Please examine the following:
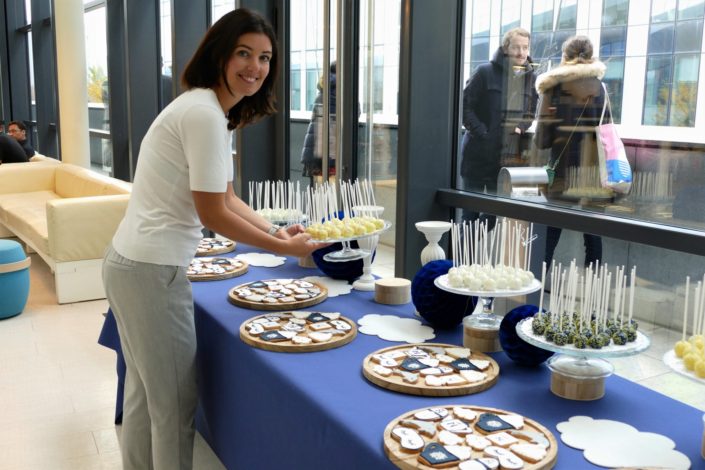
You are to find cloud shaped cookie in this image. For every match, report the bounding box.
[357,314,435,343]
[557,415,690,469]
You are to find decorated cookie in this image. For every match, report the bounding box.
[475,414,515,434]
[419,443,460,467]
[229,279,327,311]
[239,312,356,352]
[384,405,557,470]
[391,427,424,452]
[195,237,235,256]
[362,343,499,397]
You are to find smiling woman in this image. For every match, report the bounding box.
[101,8,323,470]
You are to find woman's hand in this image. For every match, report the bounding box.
[275,224,306,240]
[283,232,329,257]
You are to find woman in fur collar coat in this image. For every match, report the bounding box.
[535,35,607,268]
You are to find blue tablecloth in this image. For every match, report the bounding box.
[99,246,704,469]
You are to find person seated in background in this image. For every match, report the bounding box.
[0,133,29,164]
[7,121,35,158]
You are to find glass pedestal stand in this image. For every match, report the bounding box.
[516,318,651,401]
[352,206,385,291]
[321,221,392,263]
[434,275,542,353]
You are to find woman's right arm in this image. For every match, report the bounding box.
[192,190,319,258]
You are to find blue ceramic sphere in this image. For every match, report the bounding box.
[411,260,475,329]
[499,305,554,366]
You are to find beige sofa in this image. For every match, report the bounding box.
[0,161,131,303]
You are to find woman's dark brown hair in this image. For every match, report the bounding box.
[182,8,278,129]
[561,35,594,65]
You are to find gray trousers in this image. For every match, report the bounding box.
[103,245,197,470]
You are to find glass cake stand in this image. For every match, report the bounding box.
[516,317,651,400]
[434,275,542,329]
[320,221,392,262]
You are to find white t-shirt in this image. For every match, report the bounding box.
[112,88,234,266]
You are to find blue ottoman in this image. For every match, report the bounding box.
[0,240,31,319]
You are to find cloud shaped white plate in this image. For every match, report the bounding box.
[557,415,690,469]
[357,314,435,343]
[301,276,353,297]
[235,252,286,267]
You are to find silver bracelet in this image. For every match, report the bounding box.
[267,225,280,236]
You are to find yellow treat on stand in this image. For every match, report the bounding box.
[695,360,705,378]
[683,353,699,371]
[674,340,691,358]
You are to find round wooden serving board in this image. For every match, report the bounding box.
[362,343,499,396]
[384,405,558,470]
[228,278,328,311]
[186,257,248,282]
[239,311,357,352]
[195,237,236,256]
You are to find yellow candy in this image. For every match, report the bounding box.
[372,218,385,229]
[674,340,691,358]
[692,337,705,351]
[683,353,699,371]
[695,360,705,378]
[328,227,341,239]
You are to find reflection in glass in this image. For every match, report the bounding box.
[602,0,630,26]
[556,0,578,29]
[600,26,627,57]
[212,0,236,24]
[647,22,675,54]
[651,0,677,22]
[472,0,492,35]
[604,59,625,123]
[643,56,672,125]
[675,19,704,52]
[532,0,554,32]
[670,54,699,126]
[678,0,705,20]
[159,0,173,109]
[501,0,522,34]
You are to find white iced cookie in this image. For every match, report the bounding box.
[418,357,440,367]
[499,414,524,430]
[291,335,312,345]
[509,443,547,463]
[459,458,499,470]
[486,431,519,448]
[459,370,487,382]
[321,312,341,320]
[309,322,332,331]
[453,407,478,422]
[435,354,455,364]
[445,445,473,461]
[438,430,464,446]
[308,332,332,343]
[446,347,471,359]
[372,365,393,376]
[440,418,473,435]
[469,358,491,371]
[424,375,447,387]
[391,426,424,452]
[444,375,468,385]
[399,419,436,437]
[483,446,524,469]
[413,408,448,421]
[466,434,491,450]
[399,371,419,384]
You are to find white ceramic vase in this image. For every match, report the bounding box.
[415,221,452,266]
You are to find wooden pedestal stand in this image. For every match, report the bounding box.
[550,371,605,401]
[463,323,502,353]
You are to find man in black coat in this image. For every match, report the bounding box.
[0,134,29,164]
[7,121,35,158]
[461,27,538,229]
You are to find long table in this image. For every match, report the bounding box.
[99,246,704,469]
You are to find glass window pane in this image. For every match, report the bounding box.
[556,0,577,29]
[551,30,574,59]
[159,0,173,109]
[604,59,625,123]
[530,31,553,60]
[211,0,236,24]
[669,53,700,126]
[473,0,492,35]
[602,0,630,26]
[678,0,705,20]
[532,0,554,32]
[600,26,627,56]
[501,0,521,35]
[470,36,490,63]
[643,56,672,125]
[675,18,704,52]
[651,0,677,22]
[647,22,675,54]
